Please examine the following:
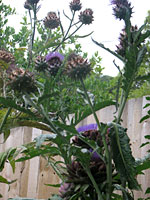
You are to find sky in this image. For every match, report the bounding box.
[3,0,150,76]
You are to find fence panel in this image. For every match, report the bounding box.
[0,97,150,199]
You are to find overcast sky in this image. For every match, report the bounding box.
[3,0,150,76]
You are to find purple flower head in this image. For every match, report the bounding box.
[59,183,70,193]
[45,52,64,62]
[89,148,101,162]
[77,123,97,133]
[59,182,73,197]
[110,0,133,20]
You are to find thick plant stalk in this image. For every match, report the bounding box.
[28,4,37,66]
[117,66,137,123]
[85,167,104,200]
[80,77,112,200]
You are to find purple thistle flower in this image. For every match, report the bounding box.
[59,182,73,197]
[77,123,97,133]
[110,0,133,20]
[45,52,64,62]
[89,148,101,162]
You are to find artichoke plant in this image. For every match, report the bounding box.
[0,0,150,200]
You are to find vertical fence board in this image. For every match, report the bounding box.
[26,128,42,198]
[19,127,33,197]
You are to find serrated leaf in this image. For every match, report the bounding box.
[136,46,147,68]
[133,22,147,43]
[109,124,140,190]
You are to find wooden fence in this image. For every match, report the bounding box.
[0,96,150,199]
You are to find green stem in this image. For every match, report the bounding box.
[58,11,64,36]
[28,4,37,67]
[53,12,83,52]
[101,126,112,200]
[31,5,37,48]
[29,9,32,30]
[107,148,112,200]
[80,77,100,129]
[64,11,75,39]
[65,23,83,40]
[117,91,127,123]
[86,167,104,200]
[117,66,136,123]
[80,77,112,199]
[53,11,75,52]
[2,72,6,98]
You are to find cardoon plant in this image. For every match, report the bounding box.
[0,0,150,200]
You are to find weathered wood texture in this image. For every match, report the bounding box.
[0,97,150,199]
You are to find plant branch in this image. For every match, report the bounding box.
[58,11,64,36]
[65,23,83,41]
[71,21,81,27]
[113,60,122,76]
[53,12,83,52]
